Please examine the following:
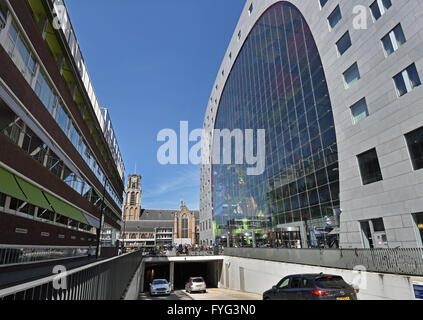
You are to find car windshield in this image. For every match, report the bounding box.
[315,276,349,289]
[152,280,168,285]
[192,278,204,283]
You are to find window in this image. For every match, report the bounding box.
[277,278,290,289]
[55,104,70,134]
[406,126,423,171]
[350,98,369,124]
[413,213,423,246]
[336,31,352,56]
[69,123,80,149]
[35,71,56,115]
[4,23,36,83]
[393,63,421,97]
[319,0,329,9]
[370,0,392,21]
[327,5,342,30]
[181,215,188,238]
[130,192,136,205]
[382,24,406,56]
[343,62,360,88]
[357,149,383,185]
[372,218,385,232]
[248,3,253,15]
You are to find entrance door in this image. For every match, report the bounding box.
[360,221,374,248]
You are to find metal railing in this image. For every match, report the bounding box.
[142,248,223,257]
[0,250,143,300]
[0,245,90,267]
[224,247,423,276]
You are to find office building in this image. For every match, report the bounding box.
[200,0,423,249]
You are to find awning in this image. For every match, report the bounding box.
[83,212,100,229]
[44,192,88,225]
[0,166,26,201]
[15,176,52,210]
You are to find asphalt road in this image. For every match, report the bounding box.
[139,289,261,301]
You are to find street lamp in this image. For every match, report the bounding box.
[95,176,108,260]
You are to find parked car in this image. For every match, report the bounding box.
[185,277,207,293]
[149,279,172,296]
[263,274,358,300]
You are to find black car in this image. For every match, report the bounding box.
[263,274,358,300]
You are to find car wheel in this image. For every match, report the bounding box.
[264,296,271,301]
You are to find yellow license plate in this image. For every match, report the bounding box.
[196,285,202,287]
[337,297,350,300]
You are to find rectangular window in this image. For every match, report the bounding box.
[350,98,369,124]
[372,218,385,232]
[35,71,56,115]
[393,63,421,97]
[328,5,342,30]
[370,0,392,21]
[343,62,360,88]
[319,0,329,9]
[4,23,36,84]
[405,126,423,171]
[336,31,352,56]
[357,149,383,185]
[54,104,70,134]
[381,24,406,56]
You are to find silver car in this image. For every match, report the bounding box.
[149,279,172,296]
[185,277,207,293]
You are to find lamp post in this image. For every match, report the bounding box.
[95,177,108,260]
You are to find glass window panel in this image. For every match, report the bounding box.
[381,33,395,56]
[406,63,421,89]
[393,72,408,96]
[336,31,352,56]
[370,1,382,20]
[351,98,369,124]
[343,63,360,88]
[328,6,342,29]
[393,24,406,47]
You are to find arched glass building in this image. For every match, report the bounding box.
[212,2,338,248]
[201,0,423,249]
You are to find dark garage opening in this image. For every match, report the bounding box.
[174,262,219,290]
[144,263,170,292]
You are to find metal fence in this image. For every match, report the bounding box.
[0,250,143,300]
[0,245,90,267]
[224,247,423,276]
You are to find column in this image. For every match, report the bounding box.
[169,262,175,291]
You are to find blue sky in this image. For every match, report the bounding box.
[66,1,245,210]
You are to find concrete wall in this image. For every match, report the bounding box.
[220,256,423,300]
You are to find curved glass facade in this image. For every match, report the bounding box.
[212,2,339,248]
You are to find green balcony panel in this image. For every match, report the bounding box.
[44,192,88,225]
[15,176,52,210]
[0,166,26,201]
